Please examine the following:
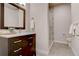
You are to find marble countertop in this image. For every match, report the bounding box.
[0,32,35,38]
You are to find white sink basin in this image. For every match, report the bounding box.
[0,30,16,35]
[0,33,16,35]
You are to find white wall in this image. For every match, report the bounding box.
[71,3,79,22]
[70,3,79,55]
[53,4,71,44]
[30,3,49,55]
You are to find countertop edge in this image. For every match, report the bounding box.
[0,32,36,39]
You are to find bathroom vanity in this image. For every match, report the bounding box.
[0,32,36,56]
[0,3,36,56]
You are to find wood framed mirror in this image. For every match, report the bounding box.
[0,3,25,29]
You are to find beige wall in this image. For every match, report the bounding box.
[30,3,49,55]
[53,4,71,43]
[25,3,30,31]
[71,3,79,55]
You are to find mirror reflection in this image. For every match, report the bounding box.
[4,3,25,29]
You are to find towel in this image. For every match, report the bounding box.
[69,20,79,35]
[75,23,79,35]
[69,24,76,35]
[30,19,35,31]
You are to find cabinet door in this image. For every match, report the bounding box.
[20,35,34,56]
[20,34,36,56]
[21,46,33,56]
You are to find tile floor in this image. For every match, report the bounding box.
[49,42,74,56]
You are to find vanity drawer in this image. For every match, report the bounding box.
[8,37,23,48]
[27,35,34,43]
[18,36,33,47]
[8,48,22,56]
[8,37,22,44]
[19,35,33,47]
[8,37,28,46]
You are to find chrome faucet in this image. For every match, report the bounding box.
[8,27,15,33]
[73,23,79,36]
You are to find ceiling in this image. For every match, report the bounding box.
[49,3,69,8]
[49,3,63,8]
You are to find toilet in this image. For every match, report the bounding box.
[66,37,72,46]
[65,34,73,46]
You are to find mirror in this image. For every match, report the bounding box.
[1,3,25,29]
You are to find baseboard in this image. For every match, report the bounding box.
[36,48,49,56]
[70,45,78,56]
[36,41,53,56]
[49,41,54,50]
[54,40,67,44]
[54,40,77,55]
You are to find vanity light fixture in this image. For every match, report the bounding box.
[19,3,26,6]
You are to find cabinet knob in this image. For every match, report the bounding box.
[14,48,22,52]
[28,37,33,39]
[29,43,32,46]
[14,40,22,43]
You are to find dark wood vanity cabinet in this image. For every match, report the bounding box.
[8,34,36,56]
